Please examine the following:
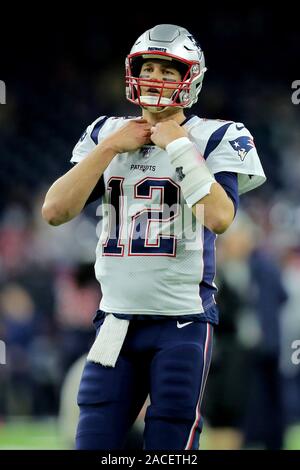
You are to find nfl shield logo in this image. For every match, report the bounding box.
[140,146,154,159]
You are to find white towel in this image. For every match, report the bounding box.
[87,313,130,367]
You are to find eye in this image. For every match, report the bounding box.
[141,65,152,73]
[162,69,178,82]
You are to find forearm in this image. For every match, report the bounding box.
[42,142,116,225]
[165,136,234,234]
[192,182,235,234]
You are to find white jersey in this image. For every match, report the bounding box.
[71,115,266,317]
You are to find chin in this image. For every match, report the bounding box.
[144,105,166,114]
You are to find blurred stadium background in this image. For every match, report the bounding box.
[0,6,300,449]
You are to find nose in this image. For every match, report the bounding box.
[147,66,163,82]
[150,71,160,81]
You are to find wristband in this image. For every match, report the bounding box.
[166,137,216,208]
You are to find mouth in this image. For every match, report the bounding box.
[146,87,161,95]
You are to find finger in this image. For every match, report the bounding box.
[139,123,151,130]
[133,118,149,124]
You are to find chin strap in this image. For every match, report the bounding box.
[139,95,173,113]
[139,95,172,106]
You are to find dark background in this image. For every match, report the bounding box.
[0,5,299,202]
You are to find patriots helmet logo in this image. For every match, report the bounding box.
[229,136,255,161]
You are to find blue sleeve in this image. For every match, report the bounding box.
[84,175,105,206]
[214,171,239,215]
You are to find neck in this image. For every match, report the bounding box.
[141,107,186,125]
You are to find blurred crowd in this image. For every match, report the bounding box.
[0,9,300,449]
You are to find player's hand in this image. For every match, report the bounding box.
[150,120,188,149]
[104,119,152,154]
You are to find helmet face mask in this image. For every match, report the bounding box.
[125,24,207,112]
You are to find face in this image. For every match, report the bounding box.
[139,59,182,102]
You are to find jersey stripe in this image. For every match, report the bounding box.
[185,322,213,449]
[91,116,109,144]
[203,122,233,160]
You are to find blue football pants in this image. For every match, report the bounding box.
[76,316,213,450]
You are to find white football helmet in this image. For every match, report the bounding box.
[125,24,206,112]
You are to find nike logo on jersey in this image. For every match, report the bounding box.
[236,124,245,131]
[176,321,193,329]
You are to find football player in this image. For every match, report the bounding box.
[42,24,266,450]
